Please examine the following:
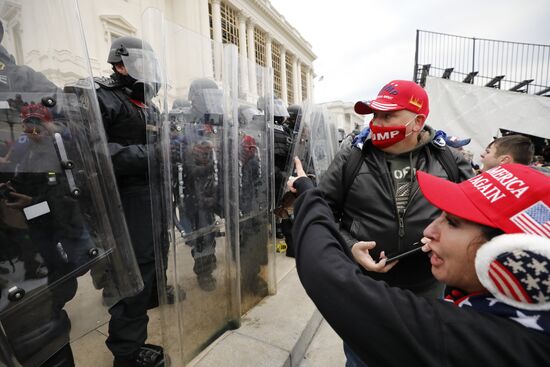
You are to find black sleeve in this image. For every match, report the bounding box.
[96,89,152,177]
[95,88,118,132]
[107,142,151,177]
[450,147,475,181]
[317,145,359,249]
[291,178,550,366]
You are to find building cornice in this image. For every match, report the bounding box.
[230,0,316,63]
[99,15,137,41]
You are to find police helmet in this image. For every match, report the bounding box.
[107,36,152,64]
[288,104,302,119]
[188,78,223,116]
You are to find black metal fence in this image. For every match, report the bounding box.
[413,30,550,96]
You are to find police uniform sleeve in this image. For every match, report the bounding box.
[95,88,151,177]
[107,142,150,177]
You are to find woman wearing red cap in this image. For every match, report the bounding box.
[289,157,550,366]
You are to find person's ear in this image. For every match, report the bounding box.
[499,155,513,164]
[412,114,426,132]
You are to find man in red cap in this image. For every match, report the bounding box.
[318,80,473,365]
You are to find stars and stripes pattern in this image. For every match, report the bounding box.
[445,288,550,335]
[510,201,550,238]
[488,250,549,305]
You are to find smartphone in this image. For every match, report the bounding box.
[385,242,423,263]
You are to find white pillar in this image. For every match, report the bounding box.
[247,19,257,96]
[280,46,287,104]
[211,0,222,81]
[264,34,272,97]
[288,54,296,104]
[238,11,249,96]
[307,69,314,103]
[265,34,272,72]
[296,59,302,102]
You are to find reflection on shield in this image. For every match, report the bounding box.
[0,2,142,365]
[142,7,276,364]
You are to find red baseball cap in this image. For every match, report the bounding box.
[417,164,550,238]
[354,80,429,117]
[20,103,53,123]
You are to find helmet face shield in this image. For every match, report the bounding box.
[239,107,263,125]
[191,89,224,115]
[273,99,289,118]
[121,48,162,83]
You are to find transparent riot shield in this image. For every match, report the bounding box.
[308,105,338,182]
[327,115,340,156]
[236,62,275,314]
[143,8,240,365]
[274,102,306,206]
[0,1,142,365]
[289,104,337,184]
[287,102,314,178]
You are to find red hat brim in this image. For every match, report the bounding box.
[354,100,405,115]
[417,171,496,228]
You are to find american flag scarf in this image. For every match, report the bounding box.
[444,288,550,335]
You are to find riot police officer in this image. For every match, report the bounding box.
[268,99,297,256]
[95,36,165,367]
[237,105,268,297]
[179,78,224,291]
[286,104,302,133]
[0,20,81,366]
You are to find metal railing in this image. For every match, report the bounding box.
[413,30,550,96]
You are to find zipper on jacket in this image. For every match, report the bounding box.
[399,185,421,238]
[398,215,405,237]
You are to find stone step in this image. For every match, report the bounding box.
[188,262,323,367]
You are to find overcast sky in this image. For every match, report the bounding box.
[270,0,550,104]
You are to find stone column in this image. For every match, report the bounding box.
[264,34,272,97]
[280,46,287,104]
[295,59,302,102]
[247,19,257,96]
[307,69,314,103]
[265,34,272,72]
[288,54,296,104]
[211,0,222,80]
[238,11,249,96]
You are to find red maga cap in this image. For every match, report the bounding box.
[417,164,550,238]
[20,103,53,123]
[354,80,429,117]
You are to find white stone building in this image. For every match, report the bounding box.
[0,0,316,106]
[321,100,364,137]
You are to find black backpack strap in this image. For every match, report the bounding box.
[342,146,364,205]
[430,145,460,183]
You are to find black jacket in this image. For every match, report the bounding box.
[318,126,473,290]
[95,77,154,190]
[293,177,550,367]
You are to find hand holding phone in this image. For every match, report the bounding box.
[385,242,423,263]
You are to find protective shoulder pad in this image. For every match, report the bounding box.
[94,76,120,89]
[63,78,95,93]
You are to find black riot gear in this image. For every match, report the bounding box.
[273,98,289,124]
[107,36,152,64]
[107,36,160,102]
[189,79,222,114]
[97,37,167,366]
[287,104,302,130]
